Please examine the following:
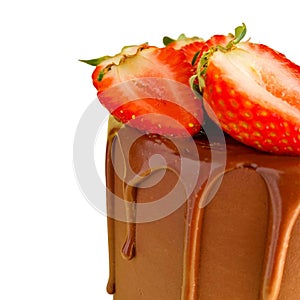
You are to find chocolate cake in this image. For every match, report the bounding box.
[105,118,300,300]
[80,23,300,300]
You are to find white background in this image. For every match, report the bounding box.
[1,1,300,299]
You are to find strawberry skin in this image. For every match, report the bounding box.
[90,44,203,136]
[164,34,205,65]
[205,34,232,49]
[202,42,300,155]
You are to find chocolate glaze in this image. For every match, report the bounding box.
[105,118,300,300]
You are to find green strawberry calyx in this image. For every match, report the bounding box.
[190,23,247,93]
[163,33,188,46]
[79,55,113,66]
[162,33,203,46]
[80,44,149,82]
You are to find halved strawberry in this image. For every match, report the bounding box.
[196,24,300,155]
[205,34,233,49]
[164,34,205,65]
[83,44,203,136]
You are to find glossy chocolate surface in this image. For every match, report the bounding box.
[105,118,300,300]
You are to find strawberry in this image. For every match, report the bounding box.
[195,23,300,155]
[205,34,232,49]
[82,44,203,136]
[163,34,205,64]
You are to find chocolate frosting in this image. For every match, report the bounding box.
[105,118,300,300]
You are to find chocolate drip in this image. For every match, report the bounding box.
[106,131,117,294]
[257,167,283,300]
[121,229,136,260]
[120,166,183,260]
[257,168,300,300]
[181,193,205,300]
[121,184,136,260]
[181,171,229,300]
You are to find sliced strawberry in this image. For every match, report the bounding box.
[180,41,206,65]
[164,34,205,64]
[197,24,300,155]
[163,34,204,49]
[205,34,232,49]
[86,44,203,136]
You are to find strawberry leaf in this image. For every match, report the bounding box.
[233,23,247,44]
[163,33,199,46]
[225,23,247,50]
[79,55,113,66]
[163,34,187,46]
[189,74,198,91]
[163,36,175,46]
[191,50,201,66]
[97,70,106,82]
